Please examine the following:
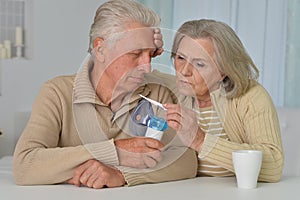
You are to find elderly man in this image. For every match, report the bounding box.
[13,0,197,189]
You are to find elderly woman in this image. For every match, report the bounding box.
[159,19,283,182]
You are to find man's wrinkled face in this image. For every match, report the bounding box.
[97,23,157,94]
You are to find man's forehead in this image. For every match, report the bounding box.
[109,27,155,52]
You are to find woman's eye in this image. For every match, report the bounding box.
[176,55,185,60]
[195,62,205,68]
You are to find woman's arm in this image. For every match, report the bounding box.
[200,85,284,182]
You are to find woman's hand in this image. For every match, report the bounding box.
[164,103,205,151]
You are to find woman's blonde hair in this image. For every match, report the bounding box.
[88,0,160,53]
[171,19,259,99]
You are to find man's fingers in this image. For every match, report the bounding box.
[85,169,104,188]
[115,138,164,168]
[79,160,100,185]
[72,160,95,186]
[86,175,97,188]
[144,138,164,150]
[153,28,162,39]
[92,179,106,189]
[153,48,164,57]
[143,154,158,168]
[66,178,80,187]
[79,170,94,186]
[147,149,163,163]
[153,27,164,57]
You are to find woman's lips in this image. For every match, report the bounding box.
[178,79,192,86]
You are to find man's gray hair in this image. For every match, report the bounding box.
[88,0,160,53]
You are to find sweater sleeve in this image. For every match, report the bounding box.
[13,80,118,185]
[199,85,284,182]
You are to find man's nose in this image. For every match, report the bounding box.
[138,53,152,73]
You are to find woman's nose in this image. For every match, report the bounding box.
[179,61,192,76]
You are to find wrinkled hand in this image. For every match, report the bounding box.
[164,103,205,151]
[67,159,125,189]
[115,137,164,168]
[153,28,164,57]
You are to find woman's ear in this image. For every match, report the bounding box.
[93,37,105,62]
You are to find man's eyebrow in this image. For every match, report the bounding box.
[129,49,143,52]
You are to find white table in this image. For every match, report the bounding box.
[1,156,299,200]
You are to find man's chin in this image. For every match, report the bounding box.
[178,87,194,97]
[121,82,143,93]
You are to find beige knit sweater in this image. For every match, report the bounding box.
[13,66,197,186]
[152,70,284,182]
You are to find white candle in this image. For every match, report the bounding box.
[15,26,23,46]
[4,40,11,59]
[0,44,7,59]
[0,44,3,59]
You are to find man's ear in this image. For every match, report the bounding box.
[221,74,226,80]
[93,37,105,62]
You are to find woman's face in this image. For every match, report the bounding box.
[173,37,223,100]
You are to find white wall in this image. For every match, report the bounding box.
[0,0,105,156]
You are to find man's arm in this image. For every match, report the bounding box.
[12,80,119,185]
[116,129,198,186]
[69,136,197,188]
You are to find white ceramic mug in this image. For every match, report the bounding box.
[232,150,263,189]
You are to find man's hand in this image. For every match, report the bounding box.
[115,137,164,168]
[153,28,164,57]
[67,160,125,189]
